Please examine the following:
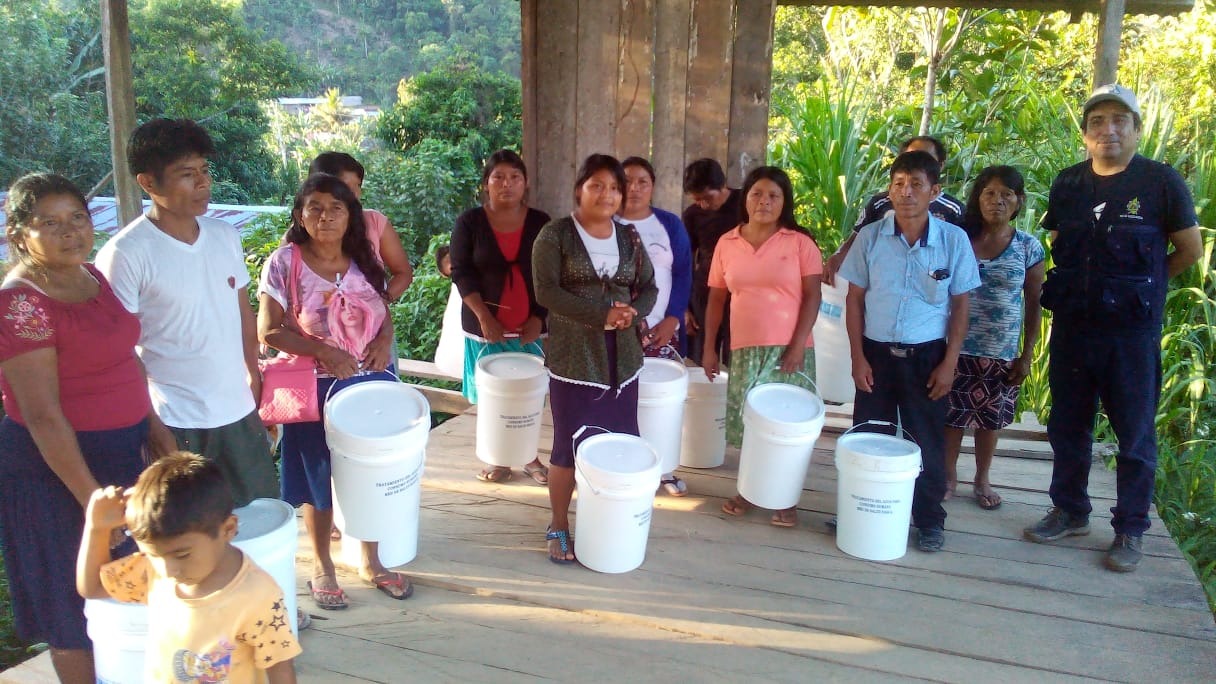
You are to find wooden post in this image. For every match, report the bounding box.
[1092,0,1126,89]
[101,0,142,226]
[726,0,777,187]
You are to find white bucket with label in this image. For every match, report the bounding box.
[637,357,689,475]
[233,498,299,634]
[738,382,825,509]
[573,432,662,574]
[86,598,147,684]
[333,499,415,568]
[475,351,548,467]
[834,422,922,561]
[813,276,854,404]
[680,370,728,468]
[327,377,429,564]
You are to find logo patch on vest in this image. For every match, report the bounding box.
[1123,197,1142,220]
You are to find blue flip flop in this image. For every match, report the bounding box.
[545,528,575,564]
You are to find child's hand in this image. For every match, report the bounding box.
[85,486,129,532]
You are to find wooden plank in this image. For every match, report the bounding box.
[651,0,693,211]
[614,0,655,159]
[101,0,141,226]
[396,358,461,382]
[520,0,539,186]
[725,0,776,186]
[574,0,621,165]
[409,384,470,415]
[532,0,580,217]
[683,0,735,167]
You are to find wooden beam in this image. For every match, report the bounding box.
[614,0,656,160]
[725,0,776,187]
[651,0,692,211]
[684,0,735,170]
[776,0,1192,15]
[529,0,579,217]
[101,0,141,226]
[520,0,539,193]
[1092,0,1127,89]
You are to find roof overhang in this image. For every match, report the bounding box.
[777,1,1194,16]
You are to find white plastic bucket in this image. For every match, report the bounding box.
[813,276,854,403]
[637,357,689,475]
[86,598,147,684]
[475,352,548,467]
[834,425,922,561]
[573,433,662,574]
[738,382,826,509]
[434,283,464,377]
[233,498,299,635]
[326,379,429,564]
[333,498,415,568]
[680,370,728,468]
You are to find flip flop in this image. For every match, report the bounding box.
[367,571,413,600]
[476,466,513,483]
[546,528,576,564]
[770,508,798,528]
[976,490,1003,510]
[523,462,550,485]
[296,608,312,631]
[660,476,688,497]
[307,578,348,610]
[721,495,751,516]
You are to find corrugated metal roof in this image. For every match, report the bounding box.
[0,195,287,260]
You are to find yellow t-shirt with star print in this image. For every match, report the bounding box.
[101,551,301,683]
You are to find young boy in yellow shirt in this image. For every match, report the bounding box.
[77,453,300,683]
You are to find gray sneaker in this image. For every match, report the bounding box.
[1023,507,1090,543]
[1104,534,1143,573]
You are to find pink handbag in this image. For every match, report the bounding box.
[257,246,319,425]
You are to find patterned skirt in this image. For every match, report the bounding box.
[945,354,1019,430]
[725,345,817,448]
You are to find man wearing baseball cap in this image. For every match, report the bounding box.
[1024,84,1202,572]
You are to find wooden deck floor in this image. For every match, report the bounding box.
[5,406,1214,683]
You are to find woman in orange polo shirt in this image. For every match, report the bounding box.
[701,166,822,528]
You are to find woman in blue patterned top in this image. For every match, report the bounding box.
[944,166,1045,510]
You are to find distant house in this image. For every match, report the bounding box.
[0,195,287,260]
[275,96,381,120]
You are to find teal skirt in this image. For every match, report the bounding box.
[725,345,817,448]
[462,336,545,403]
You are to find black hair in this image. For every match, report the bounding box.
[901,135,947,165]
[127,118,216,180]
[621,156,656,183]
[285,173,388,296]
[890,150,941,185]
[683,158,727,194]
[4,173,90,264]
[126,453,234,541]
[481,149,528,186]
[572,153,626,206]
[309,151,365,182]
[739,165,809,236]
[961,165,1027,238]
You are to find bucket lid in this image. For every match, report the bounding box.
[234,498,292,541]
[326,382,429,440]
[476,352,545,380]
[640,357,687,384]
[577,433,659,475]
[836,433,921,471]
[744,383,823,425]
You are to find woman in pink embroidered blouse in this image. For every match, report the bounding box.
[0,174,158,682]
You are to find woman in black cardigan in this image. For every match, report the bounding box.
[450,149,552,484]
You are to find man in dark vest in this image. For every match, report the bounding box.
[1025,85,1202,572]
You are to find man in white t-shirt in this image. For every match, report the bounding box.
[95,119,277,507]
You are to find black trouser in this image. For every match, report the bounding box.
[1047,325,1161,536]
[853,337,948,531]
[687,282,730,367]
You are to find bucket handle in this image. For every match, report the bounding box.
[841,419,921,447]
[323,367,402,407]
[744,368,820,399]
[474,335,546,363]
[571,425,613,496]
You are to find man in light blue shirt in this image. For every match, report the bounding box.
[838,150,981,552]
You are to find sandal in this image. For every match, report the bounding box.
[330,524,342,541]
[770,507,798,528]
[476,466,513,483]
[546,528,576,564]
[523,461,550,485]
[307,576,348,610]
[975,488,1003,510]
[296,608,312,631]
[660,475,687,497]
[365,571,413,600]
[721,494,752,516]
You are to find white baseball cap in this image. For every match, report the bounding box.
[1083,84,1141,118]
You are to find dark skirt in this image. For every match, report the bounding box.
[0,417,147,649]
[946,354,1019,430]
[548,332,640,468]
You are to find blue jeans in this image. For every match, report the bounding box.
[853,338,948,531]
[1047,326,1160,536]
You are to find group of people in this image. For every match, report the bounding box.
[0,83,1203,682]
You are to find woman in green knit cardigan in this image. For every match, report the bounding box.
[532,154,658,564]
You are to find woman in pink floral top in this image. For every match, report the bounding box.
[0,174,155,682]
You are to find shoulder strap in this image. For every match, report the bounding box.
[288,244,303,318]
